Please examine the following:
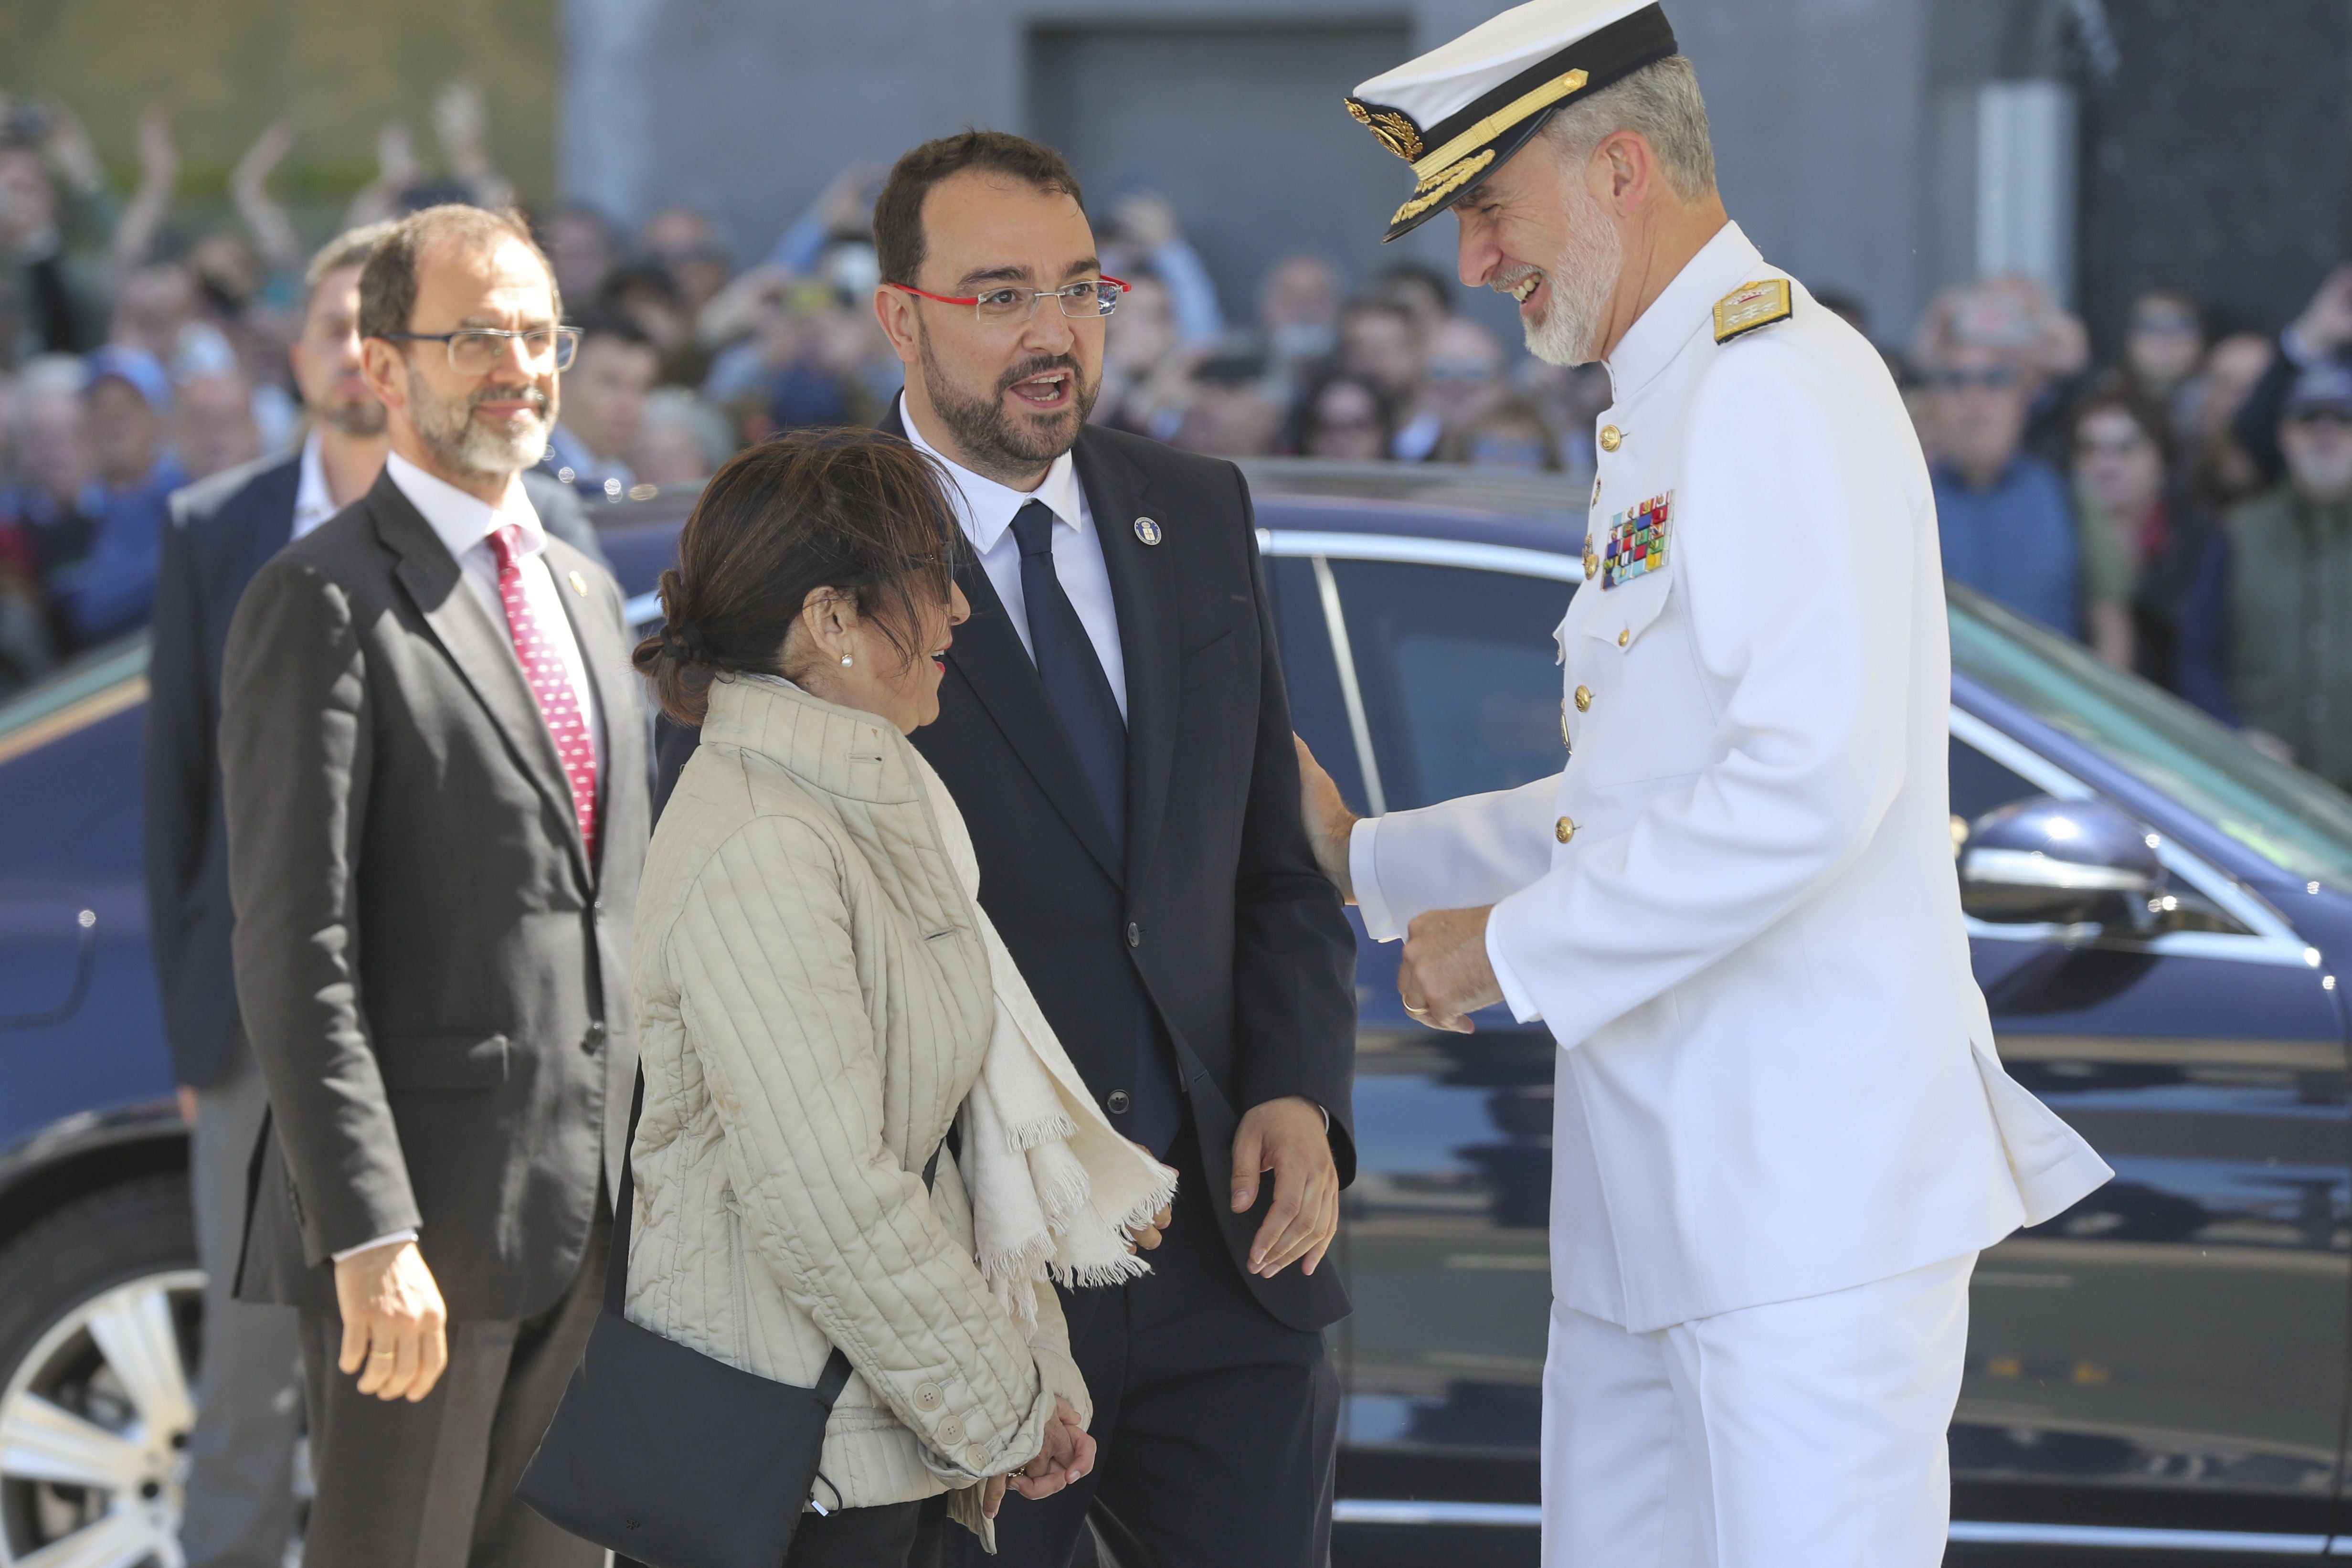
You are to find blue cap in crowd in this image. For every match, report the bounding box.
[2285,361,2352,421]
[83,344,174,415]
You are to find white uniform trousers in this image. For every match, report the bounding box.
[1542,1251,1976,1568]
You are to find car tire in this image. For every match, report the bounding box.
[0,1173,204,1567]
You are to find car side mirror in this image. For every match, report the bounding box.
[1958,795,2163,930]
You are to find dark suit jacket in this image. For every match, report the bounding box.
[655,415,1357,1332]
[144,453,609,1091]
[221,468,645,1321]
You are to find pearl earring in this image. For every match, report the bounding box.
[840,654,854,667]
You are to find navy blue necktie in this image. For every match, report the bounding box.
[1009,501,1182,1154]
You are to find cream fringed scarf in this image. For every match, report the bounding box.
[918,758,1181,1326]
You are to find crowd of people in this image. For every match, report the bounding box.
[4,84,2352,786]
[1904,265,2352,788]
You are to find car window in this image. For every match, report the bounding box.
[1949,585,2352,888]
[1325,559,1570,813]
[1950,737,2040,826]
[1264,556,1370,816]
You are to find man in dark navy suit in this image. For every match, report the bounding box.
[142,220,610,1568]
[657,131,1357,1567]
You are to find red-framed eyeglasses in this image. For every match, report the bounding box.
[889,277,1128,324]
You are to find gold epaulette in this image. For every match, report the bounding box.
[1712,278,1793,344]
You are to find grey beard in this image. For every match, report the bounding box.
[405,365,551,478]
[1523,190,1625,369]
[916,321,1097,485]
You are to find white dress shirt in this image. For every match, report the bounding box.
[332,453,608,1265]
[290,430,337,540]
[900,394,1127,718]
[384,450,604,781]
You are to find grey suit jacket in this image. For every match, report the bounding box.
[220,467,646,1321]
[144,454,610,1093]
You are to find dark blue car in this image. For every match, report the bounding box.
[3,461,2350,1565]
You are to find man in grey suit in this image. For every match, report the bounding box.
[146,221,393,1568]
[147,220,616,1568]
[219,202,645,1568]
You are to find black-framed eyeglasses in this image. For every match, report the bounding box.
[378,326,582,374]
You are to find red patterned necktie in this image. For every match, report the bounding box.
[489,524,598,859]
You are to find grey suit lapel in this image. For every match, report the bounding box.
[366,472,592,887]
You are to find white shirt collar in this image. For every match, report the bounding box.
[898,393,1086,551]
[384,449,547,565]
[291,430,336,539]
[1605,219,1767,399]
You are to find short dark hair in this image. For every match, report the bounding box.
[873,130,1084,288]
[306,221,397,297]
[358,204,561,343]
[572,307,654,350]
[634,428,964,724]
[599,261,682,310]
[2069,377,2175,470]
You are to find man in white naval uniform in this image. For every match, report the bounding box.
[1302,2,2116,1563]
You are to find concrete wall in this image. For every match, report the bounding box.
[559,0,1951,343]
[558,0,2352,353]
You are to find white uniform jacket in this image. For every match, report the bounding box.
[1350,222,2111,1334]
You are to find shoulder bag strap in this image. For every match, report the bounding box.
[601,1070,646,1319]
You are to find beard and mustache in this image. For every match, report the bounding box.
[916,322,1099,484]
[1510,179,1626,370]
[404,365,554,477]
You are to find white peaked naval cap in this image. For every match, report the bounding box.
[1347,0,1680,241]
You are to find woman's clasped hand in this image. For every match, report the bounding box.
[982,1396,1096,1519]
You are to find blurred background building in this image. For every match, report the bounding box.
[4,0,2352,741]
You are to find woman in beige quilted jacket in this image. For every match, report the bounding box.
[625,432,1127,1566]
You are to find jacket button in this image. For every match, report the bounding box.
[1599,424,1623,453]
[937,1416,964,1444]
[1574,685,1592,712]
[914,1382,942,1410]
[966,1443,990,1470]
[1582,548,1599,578]
[1555,816,1576,844]
[1126,922,1141,948]
[1617,628,1631,648]
[1107,1091,1132,1114]
[581,1020,607,1053]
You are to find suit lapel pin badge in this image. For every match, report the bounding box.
[567,570,589,598]
[1133,516,1163,546]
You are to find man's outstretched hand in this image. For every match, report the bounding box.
[1398,906,1503,1033]
[1293,736,1358,902]
[1231,1096,1338,1278]
[333,1238,448,1402]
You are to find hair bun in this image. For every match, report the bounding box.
[660,622,710,665]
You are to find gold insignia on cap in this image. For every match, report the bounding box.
[1409,68,1588,182]
[1391,149,1496,226]
[1713,278,1793,344]
[1346,99,1424,163]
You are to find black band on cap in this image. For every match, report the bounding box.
[1415,4,1677,170]
[1365,2,1683,241]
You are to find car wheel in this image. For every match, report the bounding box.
[0,1174,202,1568]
